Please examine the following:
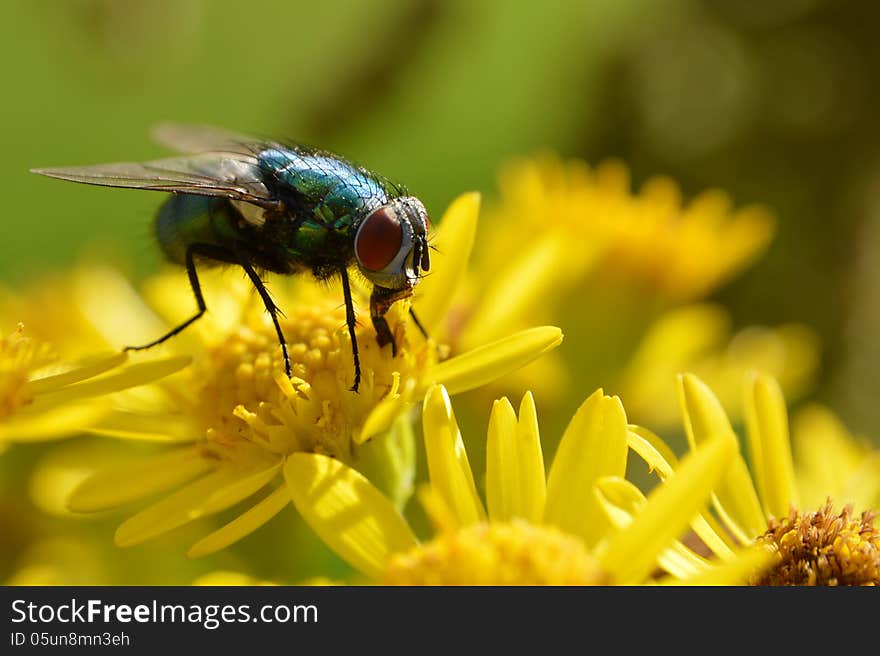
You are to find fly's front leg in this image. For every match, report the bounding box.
[370,285,414,357]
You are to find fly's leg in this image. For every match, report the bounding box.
[340,267,361,392]
[125,242,293,380]
[124,243,230,353]
[370,285,414,358]
[237,254,292,378]
[408,307,429,340]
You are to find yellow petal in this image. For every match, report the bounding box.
[793,405,859,496]
[86,411,197,442]
[73,264,171,347]
[0,402,109,442]
[626,425,679,477]
[792,405,880,511]
[28,356,192,412]
[597,434,737,584]
[460,234,572,347]
[544,390,628,547]
[626,426,736,558]
[743,373,797,519]
[284,452,417,579]
[594,476,710,579]
[515,392,546,522]
[28,351,128,395]
[594,476,640,528]
[423,326,563,396]
[201,461,282,510]
[188,486,290,558]
[667,545,774,586]
[767,323,820,400]
[141,267,258,342]
[356,377,415,445]
[678,373,765,540]
[486,392,547,524]
[69,446,212,512]
[421,385,485,525]
[114,462,280,546]
[416,484,461,534]
[486,397,518,521]
[616,305,730,425]
[354,413,417,511]
[659,545,713,581]
[413,192,480,331]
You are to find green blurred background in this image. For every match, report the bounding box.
[3,0,880,582]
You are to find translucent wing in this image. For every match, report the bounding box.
[150,123,267,156]
[31,152,277,206]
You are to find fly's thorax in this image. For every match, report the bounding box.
[354,196,430,290]
[256,147,388,218]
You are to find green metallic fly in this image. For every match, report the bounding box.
[32,124,432,392]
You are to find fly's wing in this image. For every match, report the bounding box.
[150,123,268,156]
[31,153,278,208]
[150,123,409,203]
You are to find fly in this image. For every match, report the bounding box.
[32,124,432,392]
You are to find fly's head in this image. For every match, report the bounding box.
[354,196,430,292]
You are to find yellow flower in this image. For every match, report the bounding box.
[0,269,132,359]
[283,384,770,585]
[0,323,189,444]
[431,155,814,452]
[617,304,819,429]
[64,193,564,557]
[460,154,775,349]
[627,372,880,585]
[791,404,880,513]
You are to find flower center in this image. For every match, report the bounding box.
[753,500,880,586]
[187,296,434,467]
[382,520,607,585]
[0,325,55,419]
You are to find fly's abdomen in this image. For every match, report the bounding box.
[155,194,233,265]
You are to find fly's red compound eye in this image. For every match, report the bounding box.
[355,207,403,272]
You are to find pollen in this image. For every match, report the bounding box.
[753,500,880,586]
[189,295,434,467]
[382,520,607,585]
[0,324,55,419]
